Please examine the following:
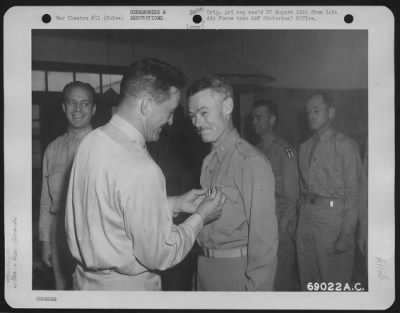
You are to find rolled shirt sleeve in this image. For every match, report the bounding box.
[120,161,203,271]
[241,156,278,291]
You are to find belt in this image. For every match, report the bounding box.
[201,246,247,258]
[303,194,344,208]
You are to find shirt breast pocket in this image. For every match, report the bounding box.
[216,185,246,235]
[221,185,240,204]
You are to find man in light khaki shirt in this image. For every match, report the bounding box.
[188,76,278,291]
[39,81,96,289]
[297,92,361,290]
[65,59,225,290]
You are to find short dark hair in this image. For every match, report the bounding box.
[308,92,336,108]
[62,81,96,104]
[187,75,233,99]
[120,58,186,103]
[252,99,279,120]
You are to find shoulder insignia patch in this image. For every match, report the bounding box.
[285,146,296,159]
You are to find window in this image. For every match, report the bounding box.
[102,74,122,94]
[76,72,101,93]
[32,70,46,91]
[32,104,41,169]
[32,104,40,119]
[48,71,74,92]
[32,63,126,171]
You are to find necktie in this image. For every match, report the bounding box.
[308,134,320,167]
[206,149,219,183]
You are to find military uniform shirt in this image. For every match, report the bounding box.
[198,128,278,291]
[39,127,92,242]
[299,127,361,233]
[256,133,299,224]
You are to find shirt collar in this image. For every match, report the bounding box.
[67,126,92,141]
[314,126,335,142]
[213,128,239,161]
[109,114,146,148]
[261,132,276,149]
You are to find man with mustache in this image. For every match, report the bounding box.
[65,59,225,290]
[39,81,96,289]
[296,92,361,290]
[188,75,278,291]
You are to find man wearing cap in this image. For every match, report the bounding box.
[188,75,278,291]
[296,92,361,290]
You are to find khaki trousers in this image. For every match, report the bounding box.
[197,255,247,291]
[50,210,75,290]
[274,230,297,291]
[296,201,354,290]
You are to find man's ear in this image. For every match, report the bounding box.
[222,97,234,116]
[140,96,151,116]
[328,106,336,119]
[91,104,97,116]
[62,102,66,114]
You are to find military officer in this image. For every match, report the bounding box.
[251,99,299,291]
[188,75,278,291]
[297,92,361,290]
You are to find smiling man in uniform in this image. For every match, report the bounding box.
[188,75,278,291]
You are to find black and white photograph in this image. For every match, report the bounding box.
[4,6,395,310]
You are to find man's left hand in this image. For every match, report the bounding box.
[332,233,353,254]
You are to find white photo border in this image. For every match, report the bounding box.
[4,5,395,309]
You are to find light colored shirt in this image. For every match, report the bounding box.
[198,128,278,291]
[256,133,299,224]
[65,114,203,290]
[39,128,92,242]
[299,127,362,233]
